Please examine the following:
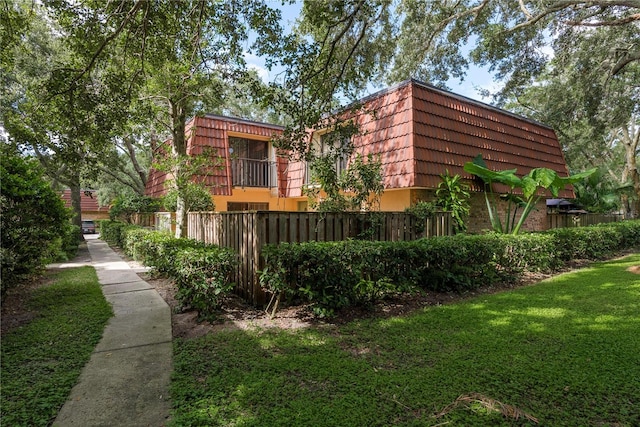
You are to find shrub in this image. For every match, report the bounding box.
[547,224,628,261]
[121,227,155,261]
[132,232,206,276]
[104,224,236,318]
[109,194,162,222]
[173,247,237,319]
[1,147,71,297]
[260,220,640,316]
[99,220,138,247]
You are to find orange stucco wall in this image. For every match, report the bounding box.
[211,187,299,212]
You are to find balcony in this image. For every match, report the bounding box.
[231,158,277,188]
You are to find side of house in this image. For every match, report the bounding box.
[284,79,572,232]
[145,115,298,212]
[145,80,573,232]
[60,189,110,221]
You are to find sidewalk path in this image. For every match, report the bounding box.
[53,237,172,426]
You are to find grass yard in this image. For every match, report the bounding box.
[0,267,113,426]
[171,254,640,426]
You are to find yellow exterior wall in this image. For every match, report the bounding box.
[211,187,299,212]
[378,188,413,211]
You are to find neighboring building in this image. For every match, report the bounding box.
[60,189,110,220]
[145,79,573,232]
[145,114,296,212]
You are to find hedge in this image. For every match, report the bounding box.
[100,221,236,318]
[260,220,640,316]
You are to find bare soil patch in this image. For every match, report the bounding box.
[627,265,640,274]
[1,274,53,337]
[137,265,558,339]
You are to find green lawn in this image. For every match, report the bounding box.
[0,267,113,427]
[171,254,640,426]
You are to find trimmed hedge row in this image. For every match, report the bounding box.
[99,221,236,318]
[260,220,640,316]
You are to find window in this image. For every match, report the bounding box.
[229,137,267,160]
[228,137,274,187]
[227,202,269,211]
[305,132,350,185]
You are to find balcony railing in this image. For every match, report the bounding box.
[231,158,277,188]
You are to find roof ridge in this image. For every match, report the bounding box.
[200,113,285,130]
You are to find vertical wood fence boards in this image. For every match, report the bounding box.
[188,211,453,306]
[129,213,155,228]
[547,213,622,229]
[155,212,176,234]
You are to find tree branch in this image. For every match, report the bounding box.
[611,49,640,76]
[123,136,148,186]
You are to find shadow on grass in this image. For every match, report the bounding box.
[171,254,640,427]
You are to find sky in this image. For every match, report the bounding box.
[245,1,502,104]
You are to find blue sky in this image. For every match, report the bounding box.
[246,1,501,103]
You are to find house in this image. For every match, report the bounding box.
[60,189,110,220]
[145,114,296,212]
[145,79,572,232]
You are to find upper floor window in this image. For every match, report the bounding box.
[306,132,350,184]
[228,137,275,188]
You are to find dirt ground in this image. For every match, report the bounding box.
[132,258,565,339]
[2,250,638,340]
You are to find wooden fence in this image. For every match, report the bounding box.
[129,213,156,228]
[187,211,453,306]
[547,213,623,229]
[155,212,176,234]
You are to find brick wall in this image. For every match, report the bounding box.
[467,193,546,233]
[412,189,547,233]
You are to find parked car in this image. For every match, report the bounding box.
[81,220,96,234]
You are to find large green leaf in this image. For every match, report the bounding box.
[520,175,538,199]
[529,168,557,189]
[463,161,520,187]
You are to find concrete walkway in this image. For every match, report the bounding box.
[53,236,172,427]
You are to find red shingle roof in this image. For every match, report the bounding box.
[286,79,572,198]
[145,115,285,197]
[60,189,108,211]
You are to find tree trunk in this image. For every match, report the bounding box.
[170,98,188,238]
[69,177,83,242]
[620,124,640,218]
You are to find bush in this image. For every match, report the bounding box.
[173,247,236,319]
[99,220,138,247]
[260,221,640,316]
[49,223,82,262]
[105,223,236,318]
[1,147,72,297]
[109,194,162,222]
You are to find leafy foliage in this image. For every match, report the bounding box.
[0,267,112,426]
[102,221,236,318]
[173,247,236,320]
[464,154,596,234]
[261,220,640,316]
[306,152,384,212]
[109,194,162,222]
[404,201,438,234]
[435,171,470,233]
[152,150,219,215]
[0,146,74,297]
[173,254,640,426]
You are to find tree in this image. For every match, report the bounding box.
[388,1,639,101]
[1,4,130,229]
[505,46,639,216]
[263,0,394,211]
[43,0,284,237]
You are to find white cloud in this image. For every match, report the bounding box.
[244,51,275,84]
